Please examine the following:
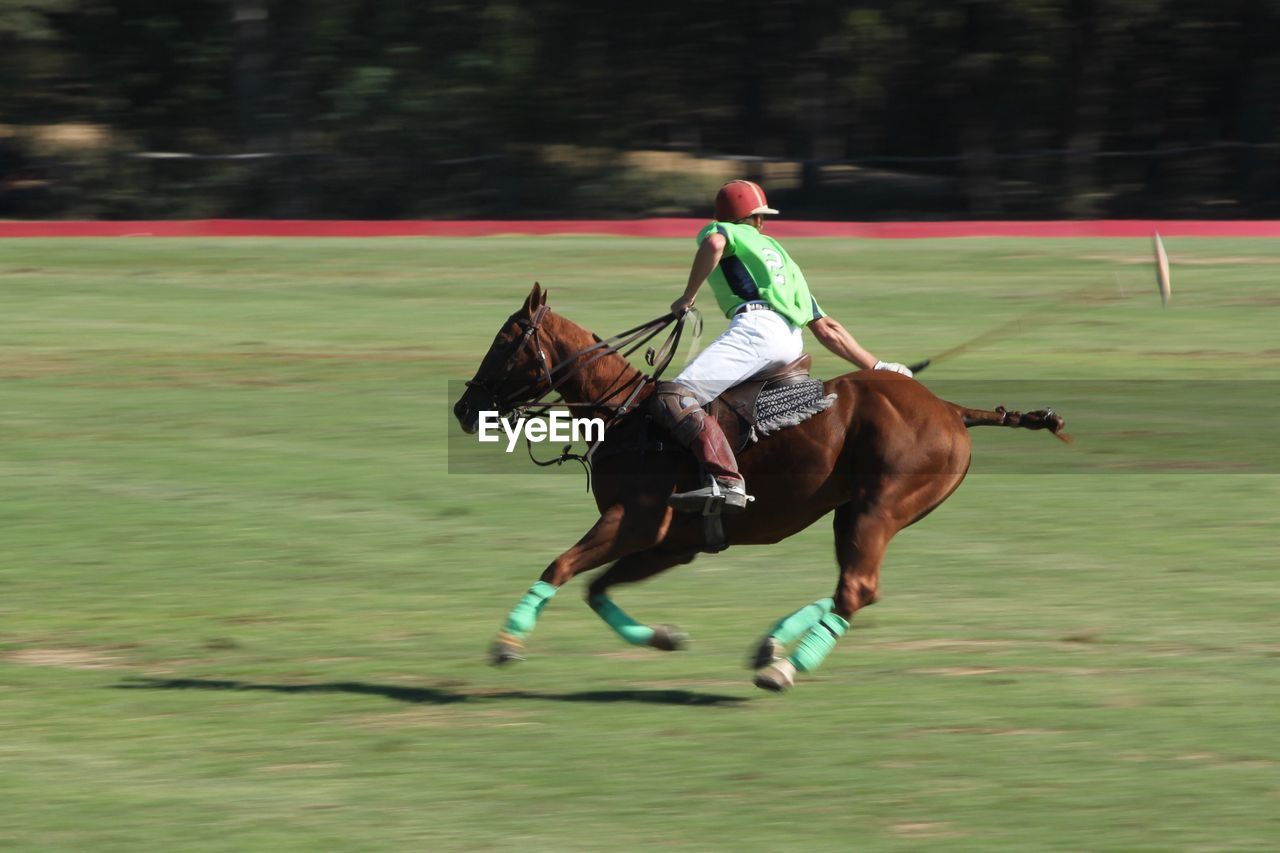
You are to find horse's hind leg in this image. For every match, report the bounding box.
[755,502,891,691]
[491,505,655,664]
[585,547,699,651]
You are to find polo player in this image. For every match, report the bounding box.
[652,179,915,513]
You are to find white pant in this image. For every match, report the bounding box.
[673,305,805,405]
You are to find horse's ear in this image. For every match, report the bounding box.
[522,282,543,316]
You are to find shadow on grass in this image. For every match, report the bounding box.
[112,677,751,707]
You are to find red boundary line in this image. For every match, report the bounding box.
[2,219,1279,238]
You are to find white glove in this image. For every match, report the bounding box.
[873,360,914,378]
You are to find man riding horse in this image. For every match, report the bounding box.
[454,183,1067,691]
[655,180,915,514]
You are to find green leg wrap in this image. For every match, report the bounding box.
[587,594,655,647]
[767,598,834,645]
[503,580,558,639]
[789,612,850,673]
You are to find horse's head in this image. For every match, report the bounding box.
[453,282,555,434]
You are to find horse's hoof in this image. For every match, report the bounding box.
[648,625,689,652]
[748,636,785,670]
[753,659,796,692]
[490,633,526,666]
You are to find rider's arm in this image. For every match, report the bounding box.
[671,232,727,315]
[808,316,879,369]
[809,316,914,376]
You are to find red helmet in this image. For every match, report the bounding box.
[714,180,780,221]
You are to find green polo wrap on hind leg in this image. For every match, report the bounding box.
[503,581,558,639]
[789,612,850,673]
[588,594,655,646]
[767,598,834,644]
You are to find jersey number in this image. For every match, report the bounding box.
[761,249,786,286]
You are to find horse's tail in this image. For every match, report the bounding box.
[949,403,1071,444]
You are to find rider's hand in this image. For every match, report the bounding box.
[873,360,914,378]
[670,295,696,317]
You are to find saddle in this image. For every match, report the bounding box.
[707,354,836,452]
[599,354,835,464]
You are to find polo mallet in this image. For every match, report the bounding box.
[906,293,1078,375]
[907,310,1034,374]
[907,266,1150,375]
[909,236,1173,375]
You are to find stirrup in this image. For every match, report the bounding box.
[667,477,754,515]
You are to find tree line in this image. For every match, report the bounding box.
[3,0,1277,218]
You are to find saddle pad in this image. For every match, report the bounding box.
[753,379,837,437]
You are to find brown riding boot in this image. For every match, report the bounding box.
[667,417,753,514]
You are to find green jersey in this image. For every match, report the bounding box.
[696,221,825,328]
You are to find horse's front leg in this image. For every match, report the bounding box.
[491,505,652,664]
[585,547,700,651]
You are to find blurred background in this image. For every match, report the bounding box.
[4,0,1278,220]
[4,5,1280,848]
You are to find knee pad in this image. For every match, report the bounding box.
[650,381,705,445]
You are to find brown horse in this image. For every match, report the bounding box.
[453,284,1066,691]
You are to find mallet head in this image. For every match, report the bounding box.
[1153,232,1172,308]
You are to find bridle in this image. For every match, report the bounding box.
[462,306,694,491]
[464,306,693,422]
[464,304,555,416]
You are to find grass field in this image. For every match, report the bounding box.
[2,236,1278,851]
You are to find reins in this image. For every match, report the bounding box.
[480,308,697,420]
[468,308,700,491]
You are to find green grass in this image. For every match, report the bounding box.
[1,236,1278,851]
